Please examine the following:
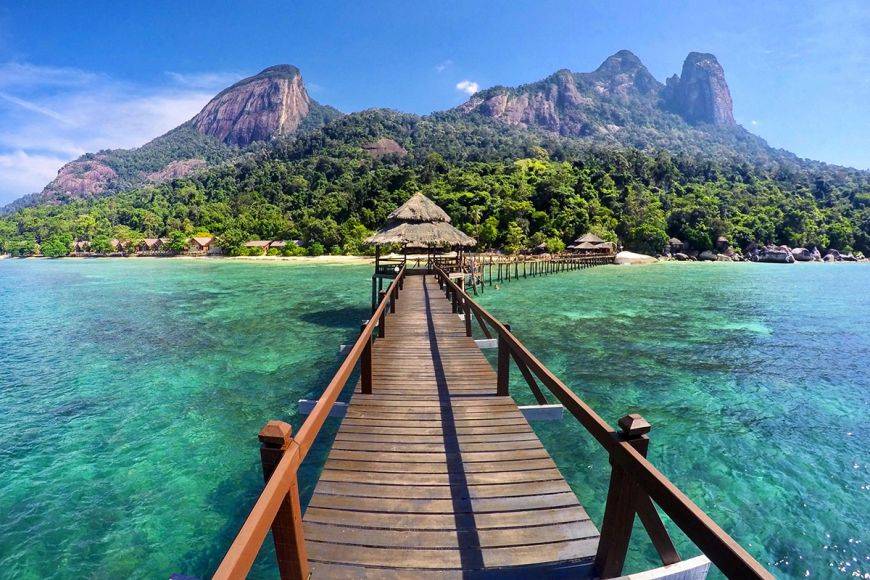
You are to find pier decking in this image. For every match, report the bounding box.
[213,264,770,580]
[303,276,598,577]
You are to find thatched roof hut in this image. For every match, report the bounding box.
[365,193,476,248]
[573,233,605,244]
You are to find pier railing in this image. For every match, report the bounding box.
[212,266,406,579]
[434,266,771,579]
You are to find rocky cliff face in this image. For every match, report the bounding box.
[190,65,314,147]
[664,53,734,126]
[456,50,736,137]
[21,65,340,208]
[456,50,663,137]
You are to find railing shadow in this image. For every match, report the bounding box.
[423,279,485,573]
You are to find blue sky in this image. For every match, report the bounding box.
[0,0,867,204]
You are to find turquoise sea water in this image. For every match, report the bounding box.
[0,259,867,578]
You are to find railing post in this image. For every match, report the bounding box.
[496,324,510,396]
[378,291,387,337]
[360,321,372,394]
[594,414,652,578]
[463,298,472,337]
[258,421,309,580]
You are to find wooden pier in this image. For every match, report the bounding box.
[304,275,598,577]
[213,265,771,579]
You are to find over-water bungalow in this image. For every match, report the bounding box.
[189,236,216,255]
[244,240,271,254]
[570,233,614,256]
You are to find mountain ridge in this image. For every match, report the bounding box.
[12,65,340,210]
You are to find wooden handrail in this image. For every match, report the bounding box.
[213,267,406,579]
[434,266,771,579]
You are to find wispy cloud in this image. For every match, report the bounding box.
[0,62,240,203]
[0,91,71,124]
[455,80,479,95]
[435,59,453,73]
[165,70,242,89]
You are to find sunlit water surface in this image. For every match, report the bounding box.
[0,259,866,578]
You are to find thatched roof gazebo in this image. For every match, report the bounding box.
[573,233,605,245]
[366,193,476,248]
[365,193,476,308]
[569,232,614,255]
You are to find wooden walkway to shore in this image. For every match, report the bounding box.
[303,276,599,577]
[213,265,770,580]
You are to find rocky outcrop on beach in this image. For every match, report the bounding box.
[615,251,658,265]
[791,247,814,262]
[751,245,795,263]
[698,250,717,261]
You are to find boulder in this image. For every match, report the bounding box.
[791,247,813,262]
[811,247,822,261]
[698,250,717,261]
[823,253,838,262]
[758,245,794,263]
[673,252,689,261]
[614,251,657,265]
[716,254,733,261]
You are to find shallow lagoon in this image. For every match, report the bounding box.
[0,259,867,578]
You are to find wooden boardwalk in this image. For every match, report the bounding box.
[303,276,599,577]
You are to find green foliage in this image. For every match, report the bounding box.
[1,109,867,256]
[40,234,73,258]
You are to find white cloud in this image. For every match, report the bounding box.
[435,60,453,73]
[455,80,479,95]
[0,150,68,195]
[751,120,759,126]
[0,62,240,203]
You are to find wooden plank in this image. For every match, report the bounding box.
[301,276,600,576]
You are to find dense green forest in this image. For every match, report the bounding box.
[1,110,868,257]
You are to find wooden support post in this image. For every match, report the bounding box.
[360,321,372,394]
[496,324,511,396]
[259,421,309,580]
[378,291,387,337]
[463,298,472,337]
[390,286,396,313]
[594,413,680,578]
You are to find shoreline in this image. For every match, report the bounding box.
[2,253,866,266]
[1,254,374,265]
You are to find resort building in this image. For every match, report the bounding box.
[72,240,90,254]
[189,236,216,255]
[365,192,476,308]
[568,233,614,256]
[243,240,271,254]
[138,238,163,253]
[669,237,684,253]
